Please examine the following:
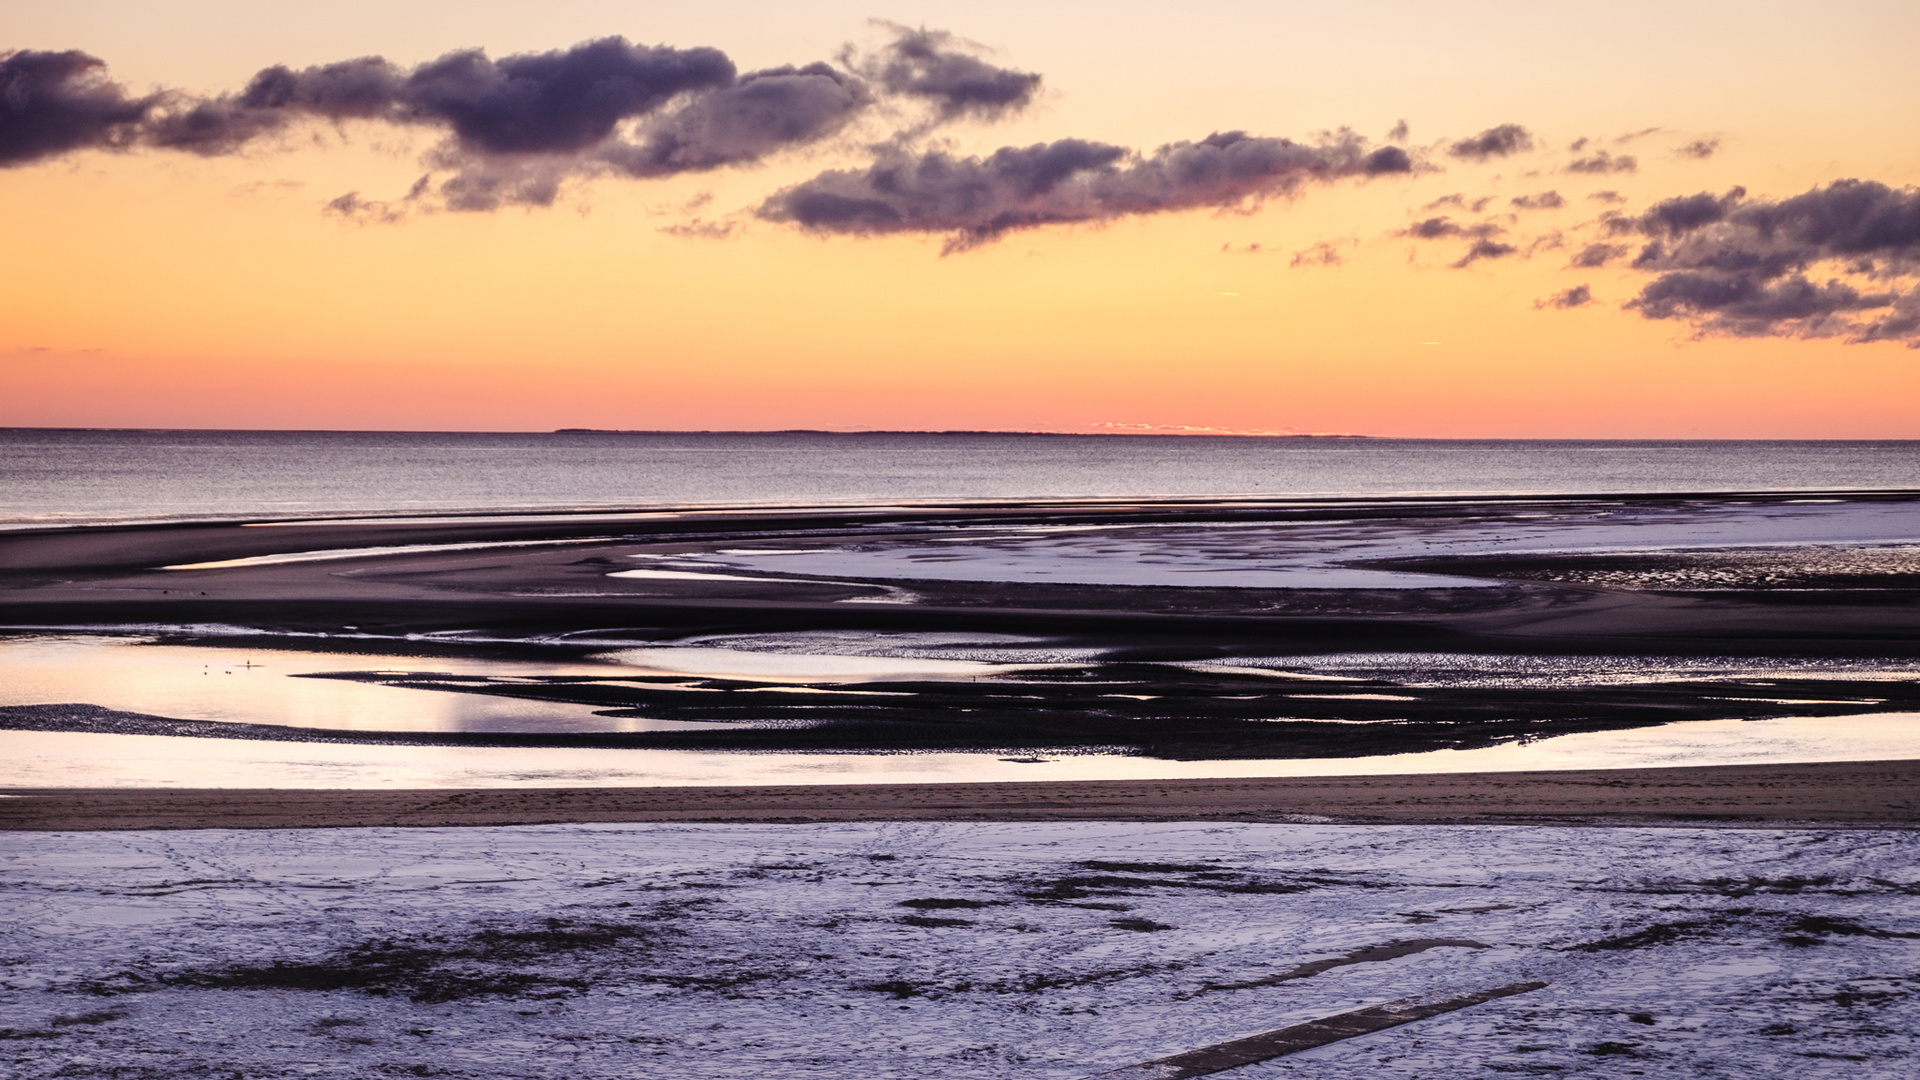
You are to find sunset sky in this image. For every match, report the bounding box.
[3,0,1917,436]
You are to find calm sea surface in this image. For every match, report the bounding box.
[4,429,1919,527]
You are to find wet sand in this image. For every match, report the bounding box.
[6,758,1918,830]
[5,494,1919,655]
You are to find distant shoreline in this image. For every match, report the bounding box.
[10,425,1920,440]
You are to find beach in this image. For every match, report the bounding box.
[6,485,1920,1077]
[5,819,1916,1077]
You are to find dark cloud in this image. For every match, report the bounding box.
[323,174,430,223]
[602,63,869,178]
[855,25,1040,121]
[393,40,737,156]
[1387,119,1409,142]
[1568,149,1636,174]
[1587,189,1626,204]
[758,128,1415,252]
[1676,137,1718,159]
[16,30,1054,212]
[1397,214,1518,267]
[1571,242,1628,267]
[1538,284,1593,308]
[1402,215,1475,239]
[1607,186,1745,238]
[147,40,735,160]
[0,49,156,166]
[146,56,406,154]
[1452,238,1517,268]
[1616,179,1920,346]
[1510,190,1564,211]
[1425,192,1496,213]
[1447,124,1533,161]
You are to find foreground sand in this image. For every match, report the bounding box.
[6,759,1917,830]
[6,819,1917,1077]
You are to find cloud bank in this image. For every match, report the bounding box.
[758,129,1414,252]
[1610,180,1920,346]
[2,30,1037,213]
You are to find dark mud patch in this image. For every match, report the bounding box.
[50,1009,128,1027]
[1780,915,1920,946]
[142,915,692,1003]
[1575,921,1716,952]
[1019,869,1310,902]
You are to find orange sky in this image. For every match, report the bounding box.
[3,1,1918,435]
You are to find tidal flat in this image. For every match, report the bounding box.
[4,493,1920,775]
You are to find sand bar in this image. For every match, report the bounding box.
[6,758,1917,830]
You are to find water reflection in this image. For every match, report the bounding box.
[7,633,1920,790]
[5,713,1920,789]
[0,635,720,734]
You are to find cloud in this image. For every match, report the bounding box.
[1537,284,1593,308]
[659,218,738,239]
[1571,242,1628,267]
[0,49,156,166]
[758,128,1415,252]
[1587,189,1626,204]
[1606,186,1744,238]
[1447,123,1533,161]
[1567,149,1637,173]
[8,30,1040,213]
[146,40,736,160]
[1290,240,1348,267]
[600,63,870,179]
[1510,190,1565,211]
[852,25,1040,121]
[1452,238,1517,268]
[1614,179,1920,346]
[324,174,432,222]
[1398,214,1515,267]
[143,38,750,208]
[1401,215,1489,240]
[1676,137,1718,159]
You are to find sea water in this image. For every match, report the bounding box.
[4,428,1919,527]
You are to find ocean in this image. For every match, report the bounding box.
[4,428,1919,527]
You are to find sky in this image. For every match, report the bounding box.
[3,0,1918,436]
